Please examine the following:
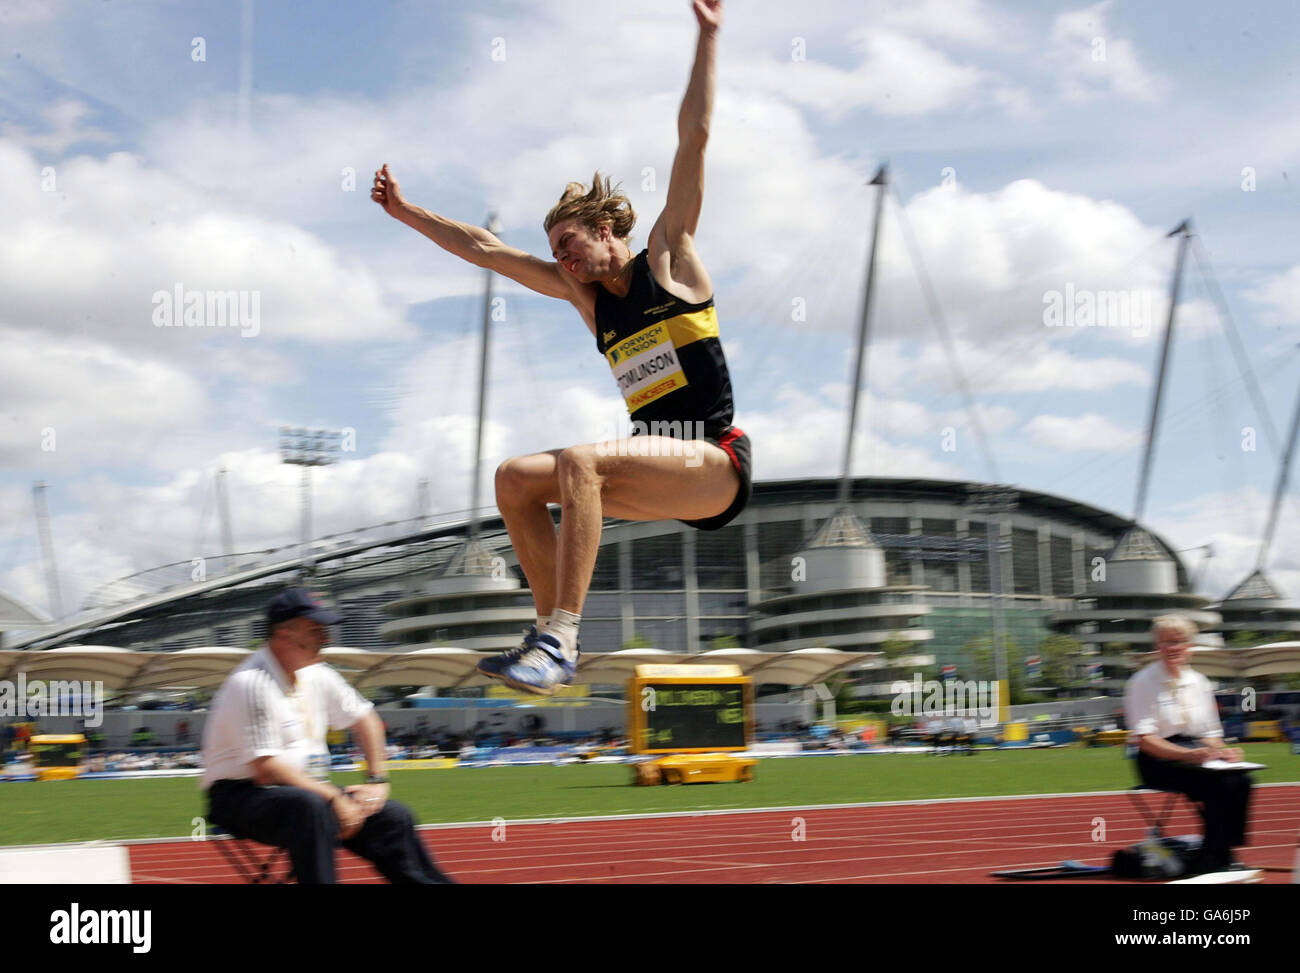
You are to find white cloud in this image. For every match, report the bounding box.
[1149,486,1300,601]
[918,340,1149,393]
[878,0,1003,46]
[730,29,995,119]
[0,326,206,468]
[0,0,63,26]
[1023,412,1142,452]
[737,383,966,482]
[702,176,1182,401]
[1246,264,1300,331]
[0,98,113,154]
[0,142,411,350]
[1050,1,1169,103]
[884,179,1170,339]
[0,514,139,622]
[378,324,626,476]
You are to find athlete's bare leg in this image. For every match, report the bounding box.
[495,437,740,617]
[493,450,563,620]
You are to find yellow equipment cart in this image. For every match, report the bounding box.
[30,734,87,781]
[628,664,756,784]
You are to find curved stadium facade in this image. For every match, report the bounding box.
[9,476,1207,695]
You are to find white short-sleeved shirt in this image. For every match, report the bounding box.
[200,648,374,790]
[1124,661,1222,743]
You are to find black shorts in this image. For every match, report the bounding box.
[679,426,753,532]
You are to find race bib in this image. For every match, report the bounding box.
[606,322,689,412]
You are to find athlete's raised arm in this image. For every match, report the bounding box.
[372,163,573,301]
[648,1,721,295]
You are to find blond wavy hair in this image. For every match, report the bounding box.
[543,171,636,243]
[1152,613,1197,642]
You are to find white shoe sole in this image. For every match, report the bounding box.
[496,672,560,697]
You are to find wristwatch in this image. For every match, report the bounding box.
[365,774,389,785]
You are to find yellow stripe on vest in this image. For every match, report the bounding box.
[663,307,719,348]
[605,309,718,414]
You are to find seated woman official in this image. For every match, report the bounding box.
[1123,614,1253,872]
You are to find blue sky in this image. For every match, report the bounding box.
[2,0,1298,619]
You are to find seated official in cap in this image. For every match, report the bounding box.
[1124,614,1253,872]
[201,588,454,884]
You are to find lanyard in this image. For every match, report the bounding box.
[289,681,317,742]
[1168,679,1192,730]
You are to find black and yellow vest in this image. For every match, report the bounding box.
[594,249,735,440]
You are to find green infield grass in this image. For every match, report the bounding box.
[1,743,1296,846]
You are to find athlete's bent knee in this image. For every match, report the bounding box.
[555,445,599,487]
[495,456,546,505]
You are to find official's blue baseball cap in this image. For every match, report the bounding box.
[266,588,344,627]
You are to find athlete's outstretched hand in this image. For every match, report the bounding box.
[693,0,722,32]
[371,163,407,218]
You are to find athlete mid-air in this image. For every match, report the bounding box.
[372,0,750,695]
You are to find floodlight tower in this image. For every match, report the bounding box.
[279,426,343,575]
[469,213,504,542]
[32,481,63,618]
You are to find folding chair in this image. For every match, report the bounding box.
[1127,784,1201,839]
[209,827,295,884]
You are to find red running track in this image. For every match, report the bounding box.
[128,785,1300,884]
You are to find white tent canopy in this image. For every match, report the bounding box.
[0,645,880,693]
[1124,642,1300,679]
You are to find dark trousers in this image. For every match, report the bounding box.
[1136,738,1253,865]
[208,780,455,884]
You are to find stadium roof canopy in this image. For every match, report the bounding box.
[1152,642,1300,679]
[0,589,48,627]
[0,646,879,692]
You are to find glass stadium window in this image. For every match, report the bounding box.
[580,619,623,652]
[884,551,911,587]
[871,516,909,537]
[632,592,686,617]
[701,618,747,648]
[636,618,686,652]
[922,518,955,546]
[698,592,748,616]
[758,520,806,592]
[1051,535,1076,596]
[582,592,622,618]
[631,533,684,589]
[443,622,532,639]
[924,562,958,592]
[589,539,621,591]
[695,525,746,588]
[1012,528,1040,595]
[967,521,991,591]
